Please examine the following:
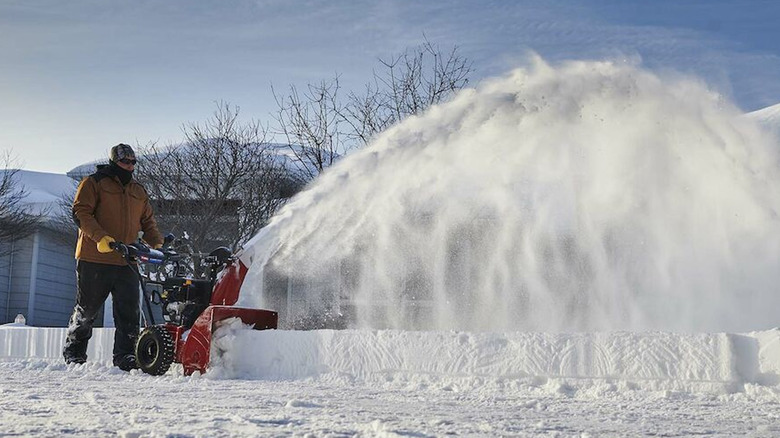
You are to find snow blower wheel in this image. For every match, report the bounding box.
[135,326,175,376]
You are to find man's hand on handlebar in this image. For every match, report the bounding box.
[97,236,116,253]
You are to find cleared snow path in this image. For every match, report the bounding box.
[2,325,780,436]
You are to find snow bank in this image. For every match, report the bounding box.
[4,324,779,394]
[209,327,780,393]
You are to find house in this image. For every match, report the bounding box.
[0,170,79,326]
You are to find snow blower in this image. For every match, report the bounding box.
[111,236,277,376]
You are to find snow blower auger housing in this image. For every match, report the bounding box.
[111,237,277,376]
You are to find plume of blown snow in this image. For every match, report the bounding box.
[240,57,780,333]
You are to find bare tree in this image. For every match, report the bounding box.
[48,183,80,248]
[136,102,304,273]
[272,78,343,180]
[273,38,473,176]
[0,151,44,255]
[343,38,473,147]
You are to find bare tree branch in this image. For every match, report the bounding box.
[343,38,473,147]
[272,78,343,180]
[135,102,304,274]
[273,38,473,175]
[47,182,80,248]
[0,151,45,255]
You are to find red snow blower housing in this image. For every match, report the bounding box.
[111,236,277,376]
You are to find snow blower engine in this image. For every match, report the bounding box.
[111,235,277,376]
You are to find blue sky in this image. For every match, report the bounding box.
[1,0,779,173]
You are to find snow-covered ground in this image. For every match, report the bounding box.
[2,321,780,437]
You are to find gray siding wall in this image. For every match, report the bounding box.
[5,236,33,324]
[1,231,77,327]
[32,229,77,327]
[0,244,11,323]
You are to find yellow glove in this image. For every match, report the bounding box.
[97,236,116,253]
[153,243,163,249]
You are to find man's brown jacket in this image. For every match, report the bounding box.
[72,166,164,266]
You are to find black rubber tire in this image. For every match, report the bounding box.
[135,325,175,376]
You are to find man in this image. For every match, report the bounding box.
[63,144,164,371]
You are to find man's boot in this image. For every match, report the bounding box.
[113,354,139,371]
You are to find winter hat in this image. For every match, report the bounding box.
[109,143,136,163]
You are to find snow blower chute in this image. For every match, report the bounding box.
[111,236,277,376]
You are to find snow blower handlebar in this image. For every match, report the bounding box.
[109,236,180,265]
[109,235,181,327]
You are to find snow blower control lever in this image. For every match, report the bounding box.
[110,235,278,376]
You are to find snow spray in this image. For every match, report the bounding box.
[240,57,780,332]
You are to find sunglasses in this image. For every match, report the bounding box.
[119,158,138,165]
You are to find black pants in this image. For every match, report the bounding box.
[63,260,140,360]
